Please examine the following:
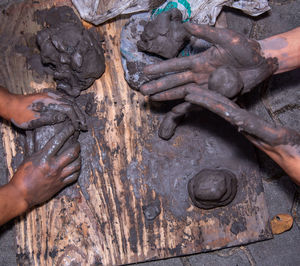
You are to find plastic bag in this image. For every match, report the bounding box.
[72,0,166,25]
[72,0,270,26]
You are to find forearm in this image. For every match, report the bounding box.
[246,135,300,186]
[0,86,16,121]
[0,183,28,226]
[258,27,300,74]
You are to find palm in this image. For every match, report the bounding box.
[140,23,278,140]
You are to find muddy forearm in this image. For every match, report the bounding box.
[258,27,300,74]
[0,183,28,226]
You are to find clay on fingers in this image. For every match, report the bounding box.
[158,102,193,140]
[185,89,300,147]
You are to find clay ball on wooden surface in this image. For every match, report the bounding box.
[188,168,237,209]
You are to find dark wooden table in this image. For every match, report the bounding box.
[0,0,272,265]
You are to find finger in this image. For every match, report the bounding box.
[26,111,67,129]
[72,103,87,130]
[56,141,80,168]
[150,83,207,101]
[184,23,263,66]
[63,171,80,185]
[140,71,194,95]
[43,124,75,158]
[159,102,193,140]
[185,91,288,146]
[143,55,195,75]
[61,157,81,178]
[188,86,238,108]
[46,90,86,129]
[45,104,80,129]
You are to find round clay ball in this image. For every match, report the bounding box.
[208,66,243,99]
[188,168,238,209]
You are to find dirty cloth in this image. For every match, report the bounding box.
[72,0,270,25]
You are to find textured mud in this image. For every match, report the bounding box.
[188,169,237,209]
[34,6,105,97]
[137,8,188,59]
[19,6,105,198]
[120,12,211,90]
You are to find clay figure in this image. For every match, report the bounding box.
[188,169,237,209]
[137,8,189,59]
[139,21,278,140]
[36,6,105,97]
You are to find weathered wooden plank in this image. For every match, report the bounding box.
[0,1,272,265]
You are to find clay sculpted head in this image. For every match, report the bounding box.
[137,8,189,59]
[36,7,105,97]
[188,169,237,209]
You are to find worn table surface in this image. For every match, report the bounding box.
[0,0,272,265]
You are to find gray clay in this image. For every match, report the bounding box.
[188,169,237,209]
[24,7,105,197]
[120,11,211,90]
[208,66,243,99]
[137,8,189,59]
[35,6,105,97]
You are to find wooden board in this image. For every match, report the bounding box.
[0,0,272,265]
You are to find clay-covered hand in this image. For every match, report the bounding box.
[8,124,81,208]
[184,86,300,185]
[140,23,278,139]
[141,22,278,98]
[9,90,87,130]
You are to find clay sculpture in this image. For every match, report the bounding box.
[36,6,105,97]
[188,169,237,209]
[24,6,105,193]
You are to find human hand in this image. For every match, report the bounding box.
[9,90,86,130]
[140,23,278,139]
[141,23,278,97]
[8,124,81,208]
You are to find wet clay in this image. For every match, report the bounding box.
[139,23,279,140]
[23,6,105,196]
[35,6,105,97]
[137,8,189,59]
[208,66,243,99]
[188,169,237,209]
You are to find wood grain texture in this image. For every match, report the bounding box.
[0,1,272,265]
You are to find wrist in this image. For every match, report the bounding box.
[0,87,19,121]
[6,181,29,214]
[258,27,300,74]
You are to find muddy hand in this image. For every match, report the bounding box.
[9,124,81,207]
[10,90,87,130]
[185,87,300,185]
[141,23,278,97]
[140,23,277,139]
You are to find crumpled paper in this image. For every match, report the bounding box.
[72,0,270,25]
